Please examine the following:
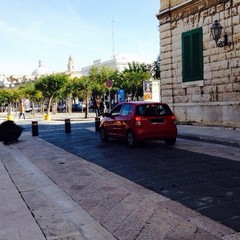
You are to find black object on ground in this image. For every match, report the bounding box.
[0,120,23,144]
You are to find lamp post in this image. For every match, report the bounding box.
[211,20,231,47]
[112,17,116,59]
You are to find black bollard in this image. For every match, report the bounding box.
[95,117,100,132]
[65,118,71,134]
[32,121,38,136]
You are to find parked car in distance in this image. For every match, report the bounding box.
[72,103,86,112]
[99,101,177,147]
[33,105,41,112]
[25,105,41,112]
[57,104,66,112]
[25,106,32,112]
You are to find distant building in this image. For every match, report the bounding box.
[32,60,50,77]
[65,55,81,77]
[0,74,12,88]
[0,54,153,87]
[67,55,74,73]
[157,0,240,127]
[81,54,149,76]
[0,60,48,87]
[0,73,34,88]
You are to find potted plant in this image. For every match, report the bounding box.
[0,120,23,144]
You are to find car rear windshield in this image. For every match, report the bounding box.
[135,104,172,117]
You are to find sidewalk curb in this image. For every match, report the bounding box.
[178,134,240,148]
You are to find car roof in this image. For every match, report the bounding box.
[120,101,167,105]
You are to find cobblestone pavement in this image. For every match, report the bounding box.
[27,121,240,232]
[1,114,240,239]
[1,133,238,240]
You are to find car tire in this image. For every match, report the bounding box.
[164,138,176,146]
[100,128,108,142]
[127,131,137,147]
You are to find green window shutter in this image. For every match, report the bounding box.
[182,34,191,81]
[192,30,203,80]
[182,28,203,82]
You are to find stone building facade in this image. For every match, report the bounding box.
[157,0,240,126]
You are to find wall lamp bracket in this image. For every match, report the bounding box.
[211,20,232,48]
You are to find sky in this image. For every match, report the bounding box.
[0,0,160,75]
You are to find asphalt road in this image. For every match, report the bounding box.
[22,121,240,232]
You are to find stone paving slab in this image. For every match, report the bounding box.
[33,121,240,231]
[1,141,116,240]
[1,134,239,240]
[0,151,45,240]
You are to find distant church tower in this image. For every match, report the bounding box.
[67,55,74,73]
[38,59,44,68]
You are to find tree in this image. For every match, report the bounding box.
[89,66,118,97]
[60,77,75,113]
[122,62,151,100]
[0,88,20,115]
[72,76,94,118]
[0,88,13,109]
[35,74,68,114]
[19,82,43,115]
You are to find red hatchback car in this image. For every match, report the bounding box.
[99,101,177,147]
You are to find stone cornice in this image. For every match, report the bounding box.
[156,0,227,21]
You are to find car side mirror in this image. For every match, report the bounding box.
[103,113,111,118]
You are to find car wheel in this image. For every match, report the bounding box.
[127,131,137,147]
[164,138,176,146]
[100,128,108,142]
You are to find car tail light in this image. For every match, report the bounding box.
[135,116,142,127]
[171,115,177,126]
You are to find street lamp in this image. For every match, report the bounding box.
[211,20,232,47]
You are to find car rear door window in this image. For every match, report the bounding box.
[121,104,132,116]
[136,104,172,116]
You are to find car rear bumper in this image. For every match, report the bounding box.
[134,127,177,141]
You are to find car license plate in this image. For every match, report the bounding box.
[151,119,164,124]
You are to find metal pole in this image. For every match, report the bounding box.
[95,117,100,132]
[65,118,71,134]
[109,88,111,112]
[112,17,115,59]
[32,121,38,136]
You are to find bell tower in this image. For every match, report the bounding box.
[67,55,74,73]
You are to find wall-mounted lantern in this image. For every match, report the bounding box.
[211,20,232,47]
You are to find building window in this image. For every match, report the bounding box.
[182,28,203,82]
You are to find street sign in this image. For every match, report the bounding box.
[106,80,113,88]
[117,89,125,102]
